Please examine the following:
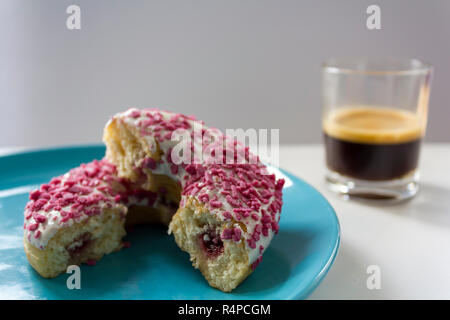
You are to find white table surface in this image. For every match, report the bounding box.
[1,144,450,299]
[278,144,450,300]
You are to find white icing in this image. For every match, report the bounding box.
[116,108,283,266]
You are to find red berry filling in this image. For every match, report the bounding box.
[66,232,92,259]
[199,228,224,259]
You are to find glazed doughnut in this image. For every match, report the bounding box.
[103,108,284,292]
[23,159,175,278]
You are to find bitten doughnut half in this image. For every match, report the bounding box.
[104,108,285,292]
[23,160,174,278]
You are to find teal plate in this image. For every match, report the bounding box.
[0,145,339,300]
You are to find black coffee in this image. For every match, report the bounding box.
[323,107,424,181]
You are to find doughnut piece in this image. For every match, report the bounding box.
[104,108,284,292]
[23,159,172,278]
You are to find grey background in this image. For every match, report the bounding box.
[1,0,449,148]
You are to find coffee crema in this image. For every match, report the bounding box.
[323,106,425,181]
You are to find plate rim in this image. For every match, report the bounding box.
[0,143,105,160]
[278,166,340,299]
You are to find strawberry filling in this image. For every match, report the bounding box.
[199,228,224,259]
[66,232,92,259]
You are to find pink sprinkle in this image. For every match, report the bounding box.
[185,164,197,175]
[251,256,263,270]
[50,178,61,185]
[64,180,75,188]
[221,228,233,240]
[232,227,242,242]
[252,181,261,187]
[209,200,222,208]
[247,238,256,249]
[33,199,47,211]
[40,193,51,200]
[205,171,213,184]
[226,195,239,207]
[271,222,280,234]
[198,194,209,203]
[222,211,233,220]
[34,230,41,239]
[35,214,47,223]
[29,190,41,201]
[231,186,239,199]
[28,223,38,231]
[260,189,272,199]
[251,213,259,221]
[275,179,285,191]
[130,110,141,118]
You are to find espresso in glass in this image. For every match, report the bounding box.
[323,106,423,181]
[322,58,432,202]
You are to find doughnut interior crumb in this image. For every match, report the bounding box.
[169,203,251,292]
[24,207,126,278]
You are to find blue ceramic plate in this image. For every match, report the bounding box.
[0,145,339,300]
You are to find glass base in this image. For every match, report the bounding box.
[325,169,419,203]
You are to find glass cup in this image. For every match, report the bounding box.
[322,58,433,202]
